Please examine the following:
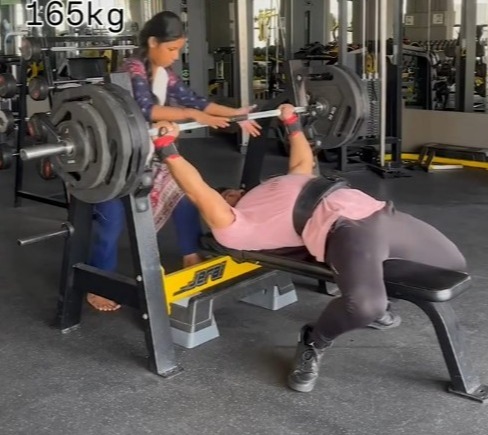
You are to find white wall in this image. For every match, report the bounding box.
[402,108,488,152]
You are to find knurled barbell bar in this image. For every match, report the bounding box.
[1,64,367,203]
[21,37,137,62]
[147,105,315,136]
[28,76,102,101]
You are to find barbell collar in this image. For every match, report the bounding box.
[19,142,74,161]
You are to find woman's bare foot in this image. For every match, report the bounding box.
[183,253,203,268]
[86,293,121,311]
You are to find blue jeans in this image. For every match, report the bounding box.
[89,196,202,271]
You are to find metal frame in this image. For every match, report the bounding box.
[234,0,253,150]
[455,0,477,112]
[165,0,209,139]
[403,298,488,403]
[336,0,404,176]
[55,192,182,377]
[283,0,330,60]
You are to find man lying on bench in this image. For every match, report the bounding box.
[152,104,467,393]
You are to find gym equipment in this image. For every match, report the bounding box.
[0,73,21,98]
[199,235,487,403]
[21,37,137,62]
[28,76,100,101]
[0,143,14,169]
[148,105,322,135]
[0,109,16,134]
[38,157,57,180]
[8,65,368,204]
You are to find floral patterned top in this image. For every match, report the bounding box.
[120,57,209,121]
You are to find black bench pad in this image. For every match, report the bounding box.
[200,234,471,303]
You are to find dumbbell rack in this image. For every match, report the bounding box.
[13,55,69,208]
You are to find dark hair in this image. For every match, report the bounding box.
[136,11,185,74]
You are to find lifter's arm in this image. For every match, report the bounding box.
[280,105,315,175]
[153,125,236,229]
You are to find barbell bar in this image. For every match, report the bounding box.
[20,141,73,161]
[147,104,320,136]
[21,37,136,62]
[0,141,70,168]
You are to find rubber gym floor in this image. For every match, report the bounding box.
[1,136,487,435]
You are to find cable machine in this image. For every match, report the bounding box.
[336,0,404,177]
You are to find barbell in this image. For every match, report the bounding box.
[1,64,367,203]
[21,37,137,62]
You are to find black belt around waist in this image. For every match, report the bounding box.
[293,176,350,236]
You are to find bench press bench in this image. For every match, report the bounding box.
[199,234,488,403]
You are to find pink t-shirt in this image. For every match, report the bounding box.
[212,174,386,262]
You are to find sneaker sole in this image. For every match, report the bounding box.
[367,315,402,330]
[287,376,317,393]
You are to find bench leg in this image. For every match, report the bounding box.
[415,300,488,403]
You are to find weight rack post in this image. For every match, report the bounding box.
[122,188,181,377]
[13,59,28,207]
[55,197,94,331]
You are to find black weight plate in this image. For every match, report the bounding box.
[102,83,150,197]
[50,101,110,190]
[51,85,133,203]
[0,143,13,170]
[0,109,15,134]
[304,65,365,149]
[335,64,370,121]
[56,119,93,174]
[334,64,370,143]
[0,73,18,98]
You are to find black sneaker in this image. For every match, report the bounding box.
[287,325,328,393]
[367,309,402,330]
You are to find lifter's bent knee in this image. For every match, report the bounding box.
[344,294,389,325]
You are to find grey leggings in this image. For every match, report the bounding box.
[311,203,467,343]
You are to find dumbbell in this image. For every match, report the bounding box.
[0,143,15,169]
[0,73,21,99]
[28,76,92,101]
[0,109,16,134]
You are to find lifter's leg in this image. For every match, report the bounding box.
[288,212,390,392]
[387,210,467,272]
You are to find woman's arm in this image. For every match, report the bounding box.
[121,59,230,127]
[167,71,261,136]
